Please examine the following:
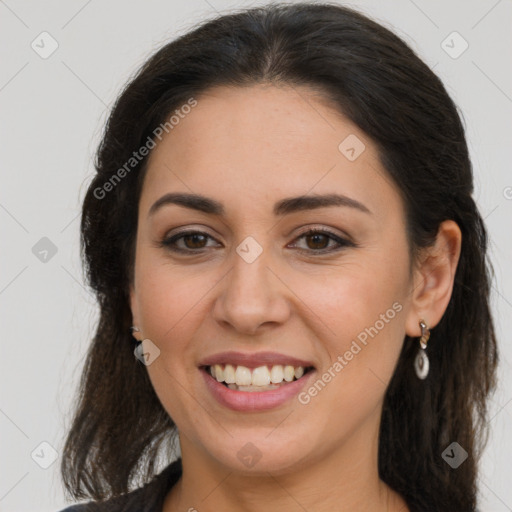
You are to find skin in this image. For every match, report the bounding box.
[129,83,462,512]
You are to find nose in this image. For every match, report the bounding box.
[212,245,291,335]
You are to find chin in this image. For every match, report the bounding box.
[194,426,319,476]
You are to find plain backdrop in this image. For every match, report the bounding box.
[1,0,511,510]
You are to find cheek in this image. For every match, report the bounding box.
[303,241,409,380]
[301,255,406,344]
[134,251,199,350]
[298,265,407,439]
[133,255,208,419]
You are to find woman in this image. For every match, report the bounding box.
[58,2,498,511]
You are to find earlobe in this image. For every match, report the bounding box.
[405,220,462,336]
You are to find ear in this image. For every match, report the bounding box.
[405,220,462,337]
[129,283,142,341]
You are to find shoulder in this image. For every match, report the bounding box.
[57,458,182,512]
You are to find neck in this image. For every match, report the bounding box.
[163,412,409,512]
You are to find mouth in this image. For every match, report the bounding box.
[200,363,316,392]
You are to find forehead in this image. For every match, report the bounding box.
[139,84,403,223]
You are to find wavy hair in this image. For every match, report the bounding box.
[60,3,498,511]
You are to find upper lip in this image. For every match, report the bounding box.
[198,351,315,369]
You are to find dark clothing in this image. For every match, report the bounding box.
[58,458,182,512]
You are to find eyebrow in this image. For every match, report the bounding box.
[148,192,371,218]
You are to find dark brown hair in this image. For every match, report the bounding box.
[61,3,498,511]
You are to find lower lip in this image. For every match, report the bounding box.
[200,367,316,412]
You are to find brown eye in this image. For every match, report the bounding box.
[181,233,208,249]
[304,232,330,250]
[289,228,354,254]
[160,231,219,253]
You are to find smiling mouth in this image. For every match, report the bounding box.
[201,364,315,392]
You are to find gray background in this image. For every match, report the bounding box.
[1,0,511,510]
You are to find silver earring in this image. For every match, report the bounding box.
[414,319,430,380]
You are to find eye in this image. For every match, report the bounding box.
[288,228,354,254]
[158,227,354,255]
[159,230,219,253]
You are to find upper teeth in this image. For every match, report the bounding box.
[209,364,306,386]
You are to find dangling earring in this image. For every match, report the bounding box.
[414,319,430,380]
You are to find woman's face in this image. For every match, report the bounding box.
[130,83,417,473]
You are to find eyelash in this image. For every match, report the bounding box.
[158,227,355,255]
